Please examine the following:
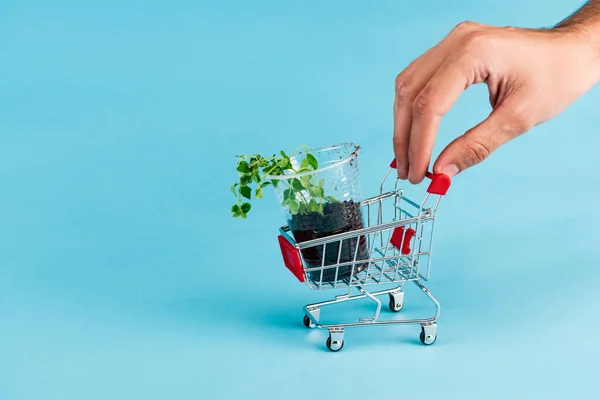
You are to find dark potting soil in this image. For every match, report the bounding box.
[289,201,369,283]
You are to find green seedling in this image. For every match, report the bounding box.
[231,146,337,218]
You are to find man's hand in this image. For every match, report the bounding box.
[393,12,600,183]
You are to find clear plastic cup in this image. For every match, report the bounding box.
[268,143,368,282]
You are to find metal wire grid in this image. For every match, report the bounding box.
[280,189,439,290]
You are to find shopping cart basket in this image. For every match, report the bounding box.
[277,159,451,351]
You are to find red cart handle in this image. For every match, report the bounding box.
[390,159,451,195]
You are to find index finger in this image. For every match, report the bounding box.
[407,59,473,183]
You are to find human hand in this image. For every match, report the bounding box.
[393,21,600,183]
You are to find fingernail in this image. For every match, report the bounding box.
[440,164,459,177]
[407,164,420,184]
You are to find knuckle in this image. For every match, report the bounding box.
[412,93,433,115]
[451,21,478,35]
[464,138,493,166]
[394,73,404,88]
[392,135,405,147]
[508,111,534,134]
[461,31,489,52]
[395,74,414,101]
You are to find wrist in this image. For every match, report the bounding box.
[554,22,600,62]
[553,23,600,82]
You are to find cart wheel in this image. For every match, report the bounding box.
[326,336,344,352]
[388,294,403,312]
[420,327,437,345]
[303,314,315,329]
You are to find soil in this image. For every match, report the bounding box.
[289,200,369,283]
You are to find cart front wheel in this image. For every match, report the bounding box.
[419,325,437,345]
[326,336,344,352]
[303,314,315,329]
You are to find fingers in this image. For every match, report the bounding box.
[393,46,446,179]
[394,21,503,183]
[393,84,412,179]
[433,101,532,176]
[407,58,474,183]
[394,22,485,181]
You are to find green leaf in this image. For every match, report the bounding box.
[231,204,240,213]
[233,211,241,218]
[255,186,263,199]
[240,186,252,199]
[240,175,251,185]
[298,202,308,214]
[241,203,251,213]
[307,186,323,198]
[283,188,294,201]
[300,158,309,170]
[269,167,283,177]
[291,178,304,192]
[231,185,238,196]
[271,179,279,188]
[257,158,268,168]
[262,164,274,174]
[240,212,247,219]
[252,173,261,184]
[306,153,318,170]
[278,159,292,170]
[260,181,271,188]
[237,161,249,173]
[288,200,299,214]
[280,150,288,159]
[300,175,311,187]
[309,199,320,212]
[318,179,325,187]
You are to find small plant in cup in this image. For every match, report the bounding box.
[231,146,337,219]
[231,143,368,283]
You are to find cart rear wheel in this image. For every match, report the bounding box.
[303,314,315,328]
[326,336,344,352]
[419,327,437,345]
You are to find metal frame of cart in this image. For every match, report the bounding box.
[278,160,451,351]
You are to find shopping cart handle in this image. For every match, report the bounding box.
[390,159,451,196]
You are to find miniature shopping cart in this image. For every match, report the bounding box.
[277,160,451,351]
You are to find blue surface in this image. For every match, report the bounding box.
[2,0,600,398]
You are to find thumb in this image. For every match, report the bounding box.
[433,105,529,177]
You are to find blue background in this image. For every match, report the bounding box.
[2,0,599,398]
